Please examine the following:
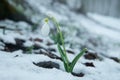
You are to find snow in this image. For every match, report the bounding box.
[69,13,120,42]
[24,41,34,47]
[80,16,120,41]
[87,13,120,31]
[1,50,120,80]
[0,33,25,44]
[81,13,120,57]
[0,42,4,50]
[0,0,120,80]
[0,51,78,80]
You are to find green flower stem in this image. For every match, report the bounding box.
[45,16,87,73]
[50,17,70,71]
[51,17,69,60]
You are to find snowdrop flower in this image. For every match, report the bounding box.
[40,18,50,36]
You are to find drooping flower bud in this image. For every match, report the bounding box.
[40,18,50,36]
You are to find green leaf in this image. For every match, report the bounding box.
[57,44,69,71]
[51,32,62,45]
[69,48,87,72]
[58,44,66,62]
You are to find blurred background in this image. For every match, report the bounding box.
[0,0,120,57]
[0,0,120,20]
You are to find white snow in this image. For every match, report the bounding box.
[0,50,120,80]
[81,17,120,41]
[0,0,120,80]
[0,51,79,80]
[24,41,34,47]
[87,13,120,30]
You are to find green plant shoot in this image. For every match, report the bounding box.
[44,16,87,73]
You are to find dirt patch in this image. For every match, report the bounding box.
[83,62,95,67]
[66,49,75,54]
[84,52,99,60]
[110,57,120,63]
[72,72,84,77]
[33,61,60,69]
[35,49,62,61]
[3,38,26,52]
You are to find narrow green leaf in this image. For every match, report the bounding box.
[69,48,87,72]
[58,44,67,62]
[57,44,69,71]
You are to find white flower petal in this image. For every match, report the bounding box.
[41,23,50,36]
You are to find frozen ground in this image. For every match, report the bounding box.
[0,0,120,80]
[87,13,120,31]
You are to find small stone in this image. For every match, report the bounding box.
[83,62,95,67]
[84,53,98,60]
[72,72,84,77]
[33,61,60,69]
[34,38,43,42]
[66,50,75,54]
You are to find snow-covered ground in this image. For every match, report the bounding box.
[0,0,120,80]
[87,13,120,31]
